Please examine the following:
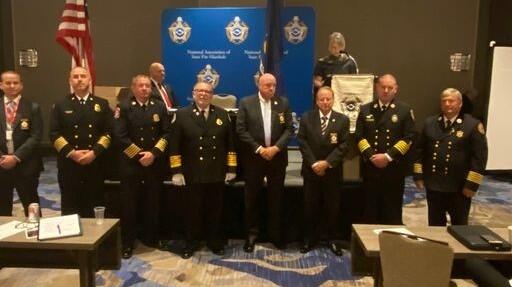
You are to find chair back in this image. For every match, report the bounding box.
[211,94,237,109]
[379,231,454,287]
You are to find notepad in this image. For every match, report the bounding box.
[38,214,82,241]
[0,220,24,240]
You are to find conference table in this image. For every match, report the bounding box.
[0,217,121,287]
[351,224,512,287]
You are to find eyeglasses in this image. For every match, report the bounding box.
[193,89,213,94]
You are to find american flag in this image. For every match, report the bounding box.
[55,0,96,85]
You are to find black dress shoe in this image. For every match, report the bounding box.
[329,242,343,256]
[122,247,133,259]
[243,239,255,253]
[181,246,194,259]
[300,243,312,254]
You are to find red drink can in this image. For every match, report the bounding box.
[28,203,40,223]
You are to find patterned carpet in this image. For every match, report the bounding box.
[1,155,511,287]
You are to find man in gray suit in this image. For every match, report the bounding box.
[236,73,293,252]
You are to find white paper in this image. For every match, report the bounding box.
[373,227,415,236]
[38,214,81,240]
[0,220,24,240]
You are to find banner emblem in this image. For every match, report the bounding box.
[284,16,308,44]
[225,16,249,44]
[197,64,220,88]
[168,17,191,44]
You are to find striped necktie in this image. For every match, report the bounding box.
[5,100,17,125]
[321,116,328,135]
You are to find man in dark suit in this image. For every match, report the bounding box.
[355,74,416,225]
[113,74,171,259]
[50,67,112,218]
[297,87,350,256]
[169,81,236,259]
[0,71,43,216]
[236,73,293,252]
[413,88,487,225]
[149,62,179,110]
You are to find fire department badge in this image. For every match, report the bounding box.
[284,16,308,44]
[21,119,29,130]
[330,133,338,144]
[153,114,160,122]
[456,130,464,138]
[279,113,285,124]
[168,17,191,44]
[225,16,249,45]
[196,64,220,88]
[477,122,485,134]
[94,103,101,112]
[391,114,398,123]
[216,118,223,126]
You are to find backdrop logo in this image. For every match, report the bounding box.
[225,16,249,45]
[284,16,308,44]
[168,17,191,44]
[197,64,220,88]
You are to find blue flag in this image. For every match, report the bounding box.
[262,0,285,96]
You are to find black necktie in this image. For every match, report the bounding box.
[381,105,387,112]
[445,120,452,129]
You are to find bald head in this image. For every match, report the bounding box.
[258,73,277,100]
[0,71,23,99]
[149,62,165,83]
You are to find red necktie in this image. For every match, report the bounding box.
[159,84,173,108]
[5,100,17,125]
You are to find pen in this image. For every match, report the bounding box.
[57,224,61,234]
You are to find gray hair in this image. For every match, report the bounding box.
[440,88,462,101]
[329,32,346,50]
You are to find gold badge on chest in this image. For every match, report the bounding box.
[94,103,101,112]
[216,118,223,125]
[456,130,464,138]
[391,114,398,123]
[330,132,338,144]
[153,114,160,122]
[279,113,285,124]
[20,119,30,130]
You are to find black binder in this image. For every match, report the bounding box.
[447,225,511,251]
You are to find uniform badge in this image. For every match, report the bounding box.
[168,16,191,44]
[284,16,308,44]
[330,133,338,144]
[196,64,220,88]
[94,103,101,112]
[64,110,73,114]
[20,119,30,130]
[216,118,223,125]
[225,16,249,44]
[114,107,120,119]
[477,122,485,134]
[278,113,285,124]
[391,114,398,123]
[456,130,464,138]
[153,114,160,122]
[365,114,374,122]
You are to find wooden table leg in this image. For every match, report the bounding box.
[78,251,95,287]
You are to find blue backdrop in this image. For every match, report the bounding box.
[161,7,314,116]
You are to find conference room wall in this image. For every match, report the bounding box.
[9,0,481,142]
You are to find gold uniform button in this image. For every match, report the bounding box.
[386,136,390,139]
[375,129,378,133]
[444,172,448,175]
[386,129,390,132]
[374,142,378,145]
[375,135,378,139]
[199,146,203,150]
[75,145,79,149]
[433,157,437,160]
[140,138,144,141]
[212,136,216,139]
[74,135,78,139]
[88,124,92,128]
[88,145,92,148]
[199,157,203,160]
[448,146,452,149]
[213,156,216,159]
[432,165,436,168]
[448,141,452,145]
[432,169,436,172]
[446,154,450,158]
[152,137,155,141]
[140,127,143,131]
[446,159,449,162]
[213,146,216,149]
[74,125,78,129]
[435,144,439,148]
[88,134,92,138]
[151,127,154,130]
[200,136,203,140]
[386,143,390,146]
[433,152,437,156]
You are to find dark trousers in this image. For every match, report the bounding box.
[244,156,286,244]
[426,189,472,226]
[120,164,162,248]
[59,159,104,218]
[186,182,224,249]
[0,169,40,216]
[363,174,405,225]
[303,173,342,244]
